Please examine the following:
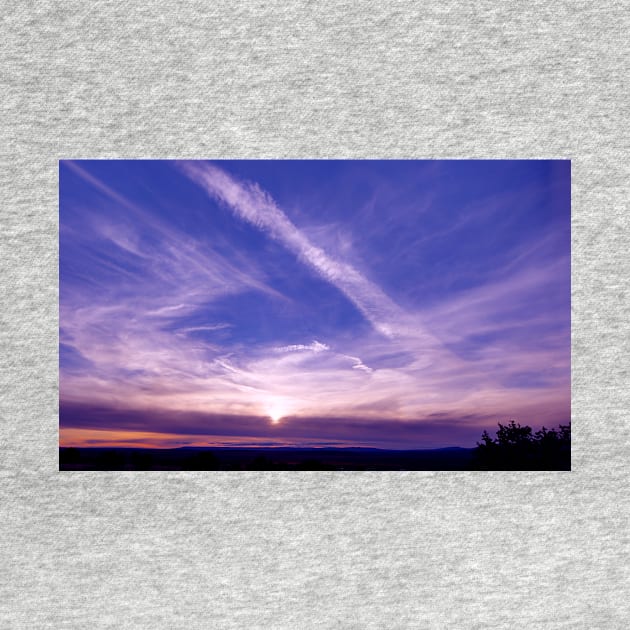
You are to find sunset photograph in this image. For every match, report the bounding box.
[59,160,570,470]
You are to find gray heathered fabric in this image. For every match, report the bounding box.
[1,2,629,628]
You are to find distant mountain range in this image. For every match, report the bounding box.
[59,445,475,471]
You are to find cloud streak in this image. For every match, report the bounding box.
[179,161,436,341]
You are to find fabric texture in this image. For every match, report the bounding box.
[1,2,628,627]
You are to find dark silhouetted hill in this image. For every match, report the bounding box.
[60,446,475,471]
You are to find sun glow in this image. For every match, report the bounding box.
[266,399,289,424]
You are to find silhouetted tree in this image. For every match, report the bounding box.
[472,420,570,470]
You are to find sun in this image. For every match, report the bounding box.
[266,400,288,424]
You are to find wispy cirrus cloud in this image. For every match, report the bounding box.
[178,161,437,342]
[274,341,330,353]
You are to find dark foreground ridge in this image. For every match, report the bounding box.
[59,422,571,471]
[59,443,569,471]
[60,446,477,471]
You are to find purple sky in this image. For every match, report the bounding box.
[60,160,570,449]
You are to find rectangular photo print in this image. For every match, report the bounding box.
[59,160,570,470]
